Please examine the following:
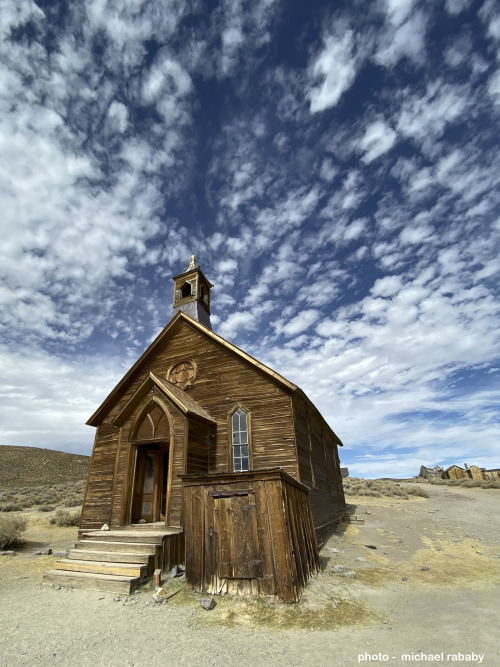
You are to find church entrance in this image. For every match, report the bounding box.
[130,402,171,524]
[131,446,169,523]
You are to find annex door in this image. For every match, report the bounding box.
[210,491,263,579]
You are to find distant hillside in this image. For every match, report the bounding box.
[0,446,90,489]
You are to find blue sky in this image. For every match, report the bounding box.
[1,0,499,478]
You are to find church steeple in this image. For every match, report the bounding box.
[172,256,213,330]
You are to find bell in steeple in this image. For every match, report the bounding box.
[172,256,213,330]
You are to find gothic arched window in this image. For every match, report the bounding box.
[230,407,250,471]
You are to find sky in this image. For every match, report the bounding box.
[1,0,499,478]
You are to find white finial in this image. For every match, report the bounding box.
[184,255,198,272]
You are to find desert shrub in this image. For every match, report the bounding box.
[50,509,81,526]
[63,496,82,507]
[0,514,28,548]
[482,480,500,489]
[0,503,23,512]
[38,505,55,512]
[406,485,430,498]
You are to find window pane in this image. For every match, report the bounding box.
[241,445,248,457]
[232,412,239,430]
[232,432,240,445]
[234,459,242,472]
[241,459,249,471]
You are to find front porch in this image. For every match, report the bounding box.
[44,525,185,594]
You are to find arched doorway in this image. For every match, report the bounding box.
[131,403,171,524]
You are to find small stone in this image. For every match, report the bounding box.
[356,557,367,562]
[52,551,66,557]
[199,597,217,611]
[100,523,109,531]
[112,596,121,602]
[0,550,15,556]
[331,602,337,609]
[332,564,347,573]
[421,566,430,571]
[171,566,178,578]
[42,548,53,556]
[179,574,186,583]
[402,577,408,581]
[476,551,483,555]
[365,545,377,550]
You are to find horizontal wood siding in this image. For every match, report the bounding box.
[186,417,212,476]
[292,395,346,538]
[80,423,118,529]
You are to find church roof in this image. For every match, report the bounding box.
[87,311,342,445]
[111,372,216,427]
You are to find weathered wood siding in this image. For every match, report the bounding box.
[182,469,319,602]
[80,423,118,529]
[442,465,467,479]
[186,417,213,476]
[292,395,346,539]
[467,465,487,481]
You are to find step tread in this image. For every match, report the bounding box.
[43,569,143,593]
[44,569,140,583]
[66,550,150,563]
[55,559,147,577]
[75,540,160,549]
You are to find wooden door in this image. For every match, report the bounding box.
[132,449,161,523]
[211,491,262,579]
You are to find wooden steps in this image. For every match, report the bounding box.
[43,569,144,593]
[43,528,170,594]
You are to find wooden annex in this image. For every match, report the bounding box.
[45,258,345,600]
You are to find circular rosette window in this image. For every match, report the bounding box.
[167,361,197,390]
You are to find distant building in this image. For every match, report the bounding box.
[418,465,444,479]
[340,467,349,478]
[442,465,467,480]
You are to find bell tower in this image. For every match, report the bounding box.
[172,256,213,330]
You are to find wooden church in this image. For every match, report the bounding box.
[45,258,346,601]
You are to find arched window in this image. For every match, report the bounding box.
[231,407,250,471]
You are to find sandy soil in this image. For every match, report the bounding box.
[0,483,498,667]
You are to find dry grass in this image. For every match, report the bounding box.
[343,478,430,499]
[163,583,384,631]
[415,477,500,489]
[355,537,500,591]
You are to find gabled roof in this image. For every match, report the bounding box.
[87,312,342,445]
[112,372,215,427]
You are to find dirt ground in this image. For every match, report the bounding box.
[0,483,498,667]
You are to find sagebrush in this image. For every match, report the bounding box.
[49,509,81,526]
[343,478,430,499]
[0,514,28,549]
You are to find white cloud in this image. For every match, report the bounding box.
[445,0,472,15]
[371,275,403,297]
[487,69,500,105]
[358,120,397,163]
[278,309,322,337]
[375,9,427,66]
[309,29,359,113]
